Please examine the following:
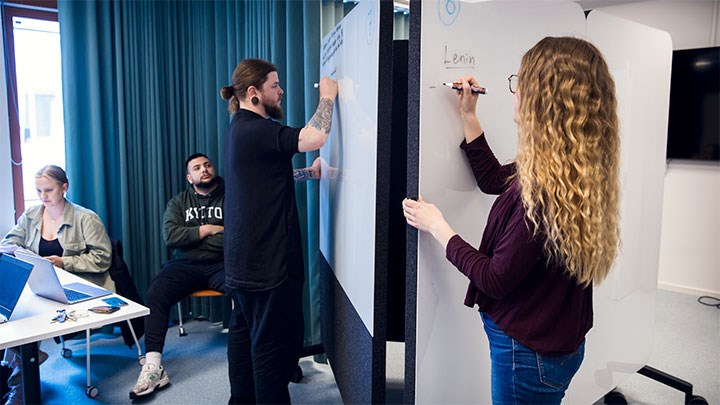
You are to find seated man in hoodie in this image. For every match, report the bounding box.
[130,153,226,399]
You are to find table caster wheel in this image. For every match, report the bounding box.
[138,355,146,366]
[179,327,187,337]
[86,386,99,398]
[61,348,72,358]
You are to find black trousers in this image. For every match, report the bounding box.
[227,276,304,405]
[144,258,225,354]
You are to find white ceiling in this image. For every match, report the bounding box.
[574,0,649,10]
[392,0,651,12]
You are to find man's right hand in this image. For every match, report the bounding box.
[318,76,338,100]
[199,224,224,239]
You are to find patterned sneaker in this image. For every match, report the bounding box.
[129,364,170,399]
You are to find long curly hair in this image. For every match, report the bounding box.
[515,37,620,287]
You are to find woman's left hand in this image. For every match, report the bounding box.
[402,196,456,248]
[46,255,64,269]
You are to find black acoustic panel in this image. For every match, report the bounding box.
[387,39,408,343]
[320,255,374,404]
[405,0,422,403]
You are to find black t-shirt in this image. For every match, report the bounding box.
[223,109,305,291]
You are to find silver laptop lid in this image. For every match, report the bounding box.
[14,250,112,304]
[14,250,70,304]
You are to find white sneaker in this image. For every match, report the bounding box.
[129,363,170,399]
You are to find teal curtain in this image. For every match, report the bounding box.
[59,0,323,348]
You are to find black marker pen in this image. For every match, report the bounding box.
[442,82,487,94]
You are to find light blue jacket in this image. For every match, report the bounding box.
[1,200,115,291]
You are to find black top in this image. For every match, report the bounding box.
[39,237,64,258]
[446,134,592,355]
[223,109,304,291]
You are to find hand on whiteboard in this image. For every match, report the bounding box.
[456,75,480,116]
[318,76,338,100]
[456,75,484,143]
[311,156,322,178]
[402,196,456,249]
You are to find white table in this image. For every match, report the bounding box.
[0,267,148,404]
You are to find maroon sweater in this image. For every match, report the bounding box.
[445,134,593,356]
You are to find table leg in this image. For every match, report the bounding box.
[19,343,41,405]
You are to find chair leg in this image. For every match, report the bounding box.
[59,335,72,358]
[125,320,145,366]
[177,302,187,337]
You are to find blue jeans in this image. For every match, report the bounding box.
[481,312,584,405]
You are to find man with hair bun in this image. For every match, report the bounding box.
[221,58,337,404]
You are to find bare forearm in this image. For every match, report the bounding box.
[461,113,483,143]
[431,222,457,250]
[299,98,334,152]
[308,98,334,133]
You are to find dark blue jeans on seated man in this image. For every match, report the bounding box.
[227,276,304,405]
[481,312,585,405]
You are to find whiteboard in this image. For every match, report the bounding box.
[565,10,672,403]
[412,0,670,403]
[319,0,380,335]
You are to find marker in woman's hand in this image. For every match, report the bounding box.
[443,82,487,94]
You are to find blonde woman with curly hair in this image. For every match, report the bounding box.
[402,36,620,404]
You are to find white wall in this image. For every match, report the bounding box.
[597,0,720,296]
[0,26,17,236]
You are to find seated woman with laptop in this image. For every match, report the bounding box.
[1,165,113,405]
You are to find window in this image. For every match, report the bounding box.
[3,2,63,216]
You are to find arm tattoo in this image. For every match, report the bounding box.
[308,98,334,134]
[293,168,316,182]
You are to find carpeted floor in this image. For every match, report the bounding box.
[34,320,342,404]
[15,289,720,404]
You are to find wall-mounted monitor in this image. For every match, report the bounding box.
[666,47,720,161]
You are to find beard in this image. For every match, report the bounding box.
[194,176,218,191]
[264,100,284,120]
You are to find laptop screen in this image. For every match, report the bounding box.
[0,253,33,320]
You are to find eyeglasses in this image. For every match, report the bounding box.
[508,74,519,94]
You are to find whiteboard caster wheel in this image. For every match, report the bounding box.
[138,355,146,366]
[179,326,187,337]
[688,395,708,405]
[86,386,99,398]
[61,348,73,358]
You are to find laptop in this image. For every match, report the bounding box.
[14,251,112,305]
[0,253,33,324]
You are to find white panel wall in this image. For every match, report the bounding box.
[415,1,672,403]
[0,29,16,235]
[597,0,720,295]
[416,2,585,403]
